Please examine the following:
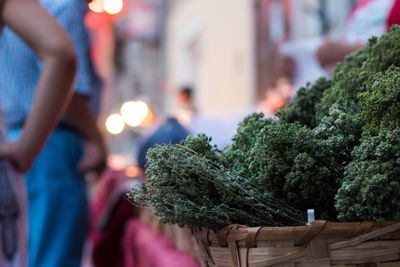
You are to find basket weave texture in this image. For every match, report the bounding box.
[193,220,400,267]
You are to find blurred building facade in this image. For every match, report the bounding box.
[163,0,354,114]
[164,0,256,115]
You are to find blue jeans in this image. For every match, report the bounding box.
[8,127,89,267]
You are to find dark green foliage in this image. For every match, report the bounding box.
[313,105,364,168]
[222,113,276,176]
[331,27,400,221]
[358,66,400,133]
[336,129,400,221]
[248,123,340,219]
[230,113,274,153]
[277,77,331,128]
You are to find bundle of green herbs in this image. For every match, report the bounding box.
[127,26,400,228]
[129,134,306,228]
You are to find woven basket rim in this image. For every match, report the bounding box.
[193,220,400,266]
[192,220,400,247]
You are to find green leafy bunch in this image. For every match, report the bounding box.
[331,27,400,221]
[336,128,400,221]
[128,139,306,228]
[128,143,230,228]
[250,26,400,222]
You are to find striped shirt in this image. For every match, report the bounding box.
[0,0,101,127]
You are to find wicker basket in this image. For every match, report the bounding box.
[192,220,400,267]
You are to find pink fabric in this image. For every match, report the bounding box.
[387,0,400,31]
[89,169,125,235]
[90,170,140,267]
[123,220,200,267]
[349,0,400,32]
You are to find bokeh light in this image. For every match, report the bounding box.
[139,108,155,127]
[125,166,140,178]
[120,101,149,127]
[103,0,123,15]
[88,0,104,13]
[105,113,125,135]
[108,154,126,171]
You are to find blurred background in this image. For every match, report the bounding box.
[87,0,356,170]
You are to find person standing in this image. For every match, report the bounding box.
[0,0,78,266]
[0,0,107,266]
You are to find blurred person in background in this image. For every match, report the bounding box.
[0,0,77,265]
[317,0,400,72]
[177,86,196,114]
[176,86,197,126]
[137,117,189,171]
[0,0,107,266]
[278,0,400,94]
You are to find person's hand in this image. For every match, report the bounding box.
[0,140,35,173]
[317,41,364,70]
[317,41,343,69]
[78,137,107,177]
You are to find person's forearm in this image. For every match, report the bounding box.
[65,94,103,142]
[65,94,107,174]
[19,55,76,160]
[317,41,365,69]
[330,44,365,64]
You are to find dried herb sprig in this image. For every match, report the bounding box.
[127,142,306,228]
